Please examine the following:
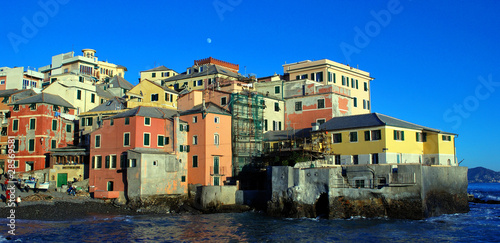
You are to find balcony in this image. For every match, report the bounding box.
[210,166,226,176]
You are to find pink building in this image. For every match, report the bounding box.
[89,106,188,200]
[180,102,232,186]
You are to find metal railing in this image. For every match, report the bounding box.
[210,166,226,176]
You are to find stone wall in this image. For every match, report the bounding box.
[267,164,469,219]
[195,185,237,209]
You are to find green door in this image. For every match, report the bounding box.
[213,156,219,175]
[57,173,68,187]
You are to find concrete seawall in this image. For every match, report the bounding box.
[267,164,469,219]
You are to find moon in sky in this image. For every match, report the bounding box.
[207,38,212,44]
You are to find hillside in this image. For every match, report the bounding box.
[468,167,500,183]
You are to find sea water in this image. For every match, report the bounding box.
[2,183,499,242]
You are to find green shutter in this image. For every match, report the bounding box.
[180,145,183,152]
[401,131,405,141]
[180,124,183,131]
[186,125,189,132]
[394,130,397,140]
[365,131,370,141]
[186,145,190,152]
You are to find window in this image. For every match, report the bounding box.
[221,97,227,106]
[197,80,203,86]
[335,155,341,165]
[28,139,35,151]
[105,155,110,168]
[29,103,36,110]
[353,97,357,107]
[95,135,101,148]
[29,118,36,130]
[193,155,198,167]
[355,180,365,188]
[394,130,405,141]
[12,119,18,131]
[416,132,427,142]
[86,117,93,126]
[372,153,379,164]
[91,94,95,103]
[145,117,151,126]
[317,99,325,109]
[193,135,198,145]
[214,117,220,124]
[264,119,268,131]
[356,80,359,89]
[193,116,198,123]
[295,101,302,111]
[77,90,82,100]
[128,159,137,168]
[315,72,323,82]
[442,135,452,141]
[350,131,358,142]
[165,137,170,145]
[367,100,370,110]
[152,73,156,78]
[110,118,114,126]
[79,76,84,82]
[144,133,150,146]
[93,156,102,169]
[13,105,19,111]
[125,117,130,125]
[13,139,19,152]
[51,139,56,149]
[342,76,346,86]
[274,86,280,94]
[158,135,165,146]
[181,176,186,182]
[317,119,326,125]
[214,134,219,145]
[301,74,308,79]
[123,133,130,146]
[333,133,342,143]
[328,71,332,82]
[364,82,368,91]
[363,100,367,109]
[66,124,71,133]
[365,130,381,141]
[274,102,280,112]
[353,155,359,165]
[111,155,117,169]
[311,73,315,81]
[151,94,159,101]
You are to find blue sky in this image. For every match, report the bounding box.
[1,0,499,171]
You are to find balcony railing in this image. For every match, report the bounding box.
[210,166,226,176]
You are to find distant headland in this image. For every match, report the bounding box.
[468,167,500,183]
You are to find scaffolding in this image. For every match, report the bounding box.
[230,91,264,175]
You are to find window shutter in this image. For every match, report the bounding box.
[365,131,370,141]
[401,131,405,141]
[394,130,397,140]
[186,145,190,152]
[180,145,183,152]
[180,124,183,131]
[186,125,189,132]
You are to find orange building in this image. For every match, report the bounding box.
[180,102,232,186]
[89,106,188,200]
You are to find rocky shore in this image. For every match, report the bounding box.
[0,190,251,221]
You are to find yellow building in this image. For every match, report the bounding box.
[283,59,373,115]
[140,66,178,84]
[310,113,457,166]
[127,79,178,109]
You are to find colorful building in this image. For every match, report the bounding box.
[140,65,178,84]
[39,49,127,86]
[0,67,44,93]
[127,79,179,110]
[310,113,457,166]
[179,102,232,186]
[283,59,373,115]
[8,93,76,172]
[89,106,188,200]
